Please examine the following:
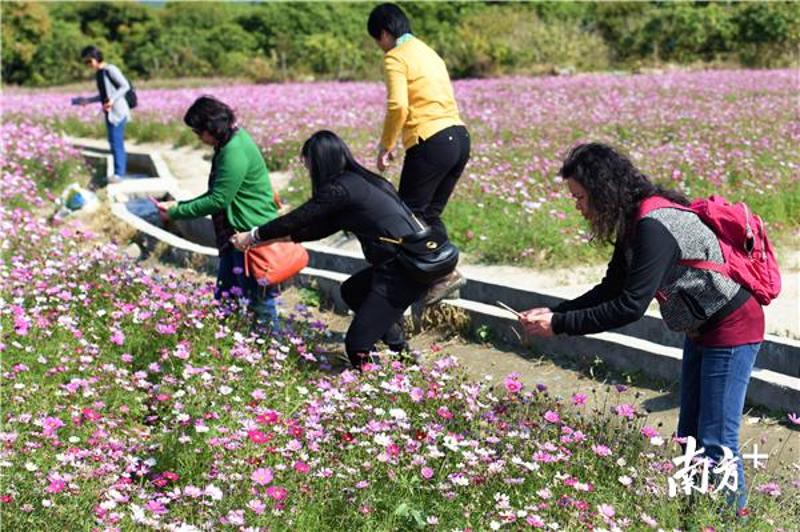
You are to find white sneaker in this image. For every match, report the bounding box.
[107,175,123,184]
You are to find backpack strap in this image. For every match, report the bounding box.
[638,196,731,276]
[103,68,119,90]
[636,195,691,220]
[678,259,729,275]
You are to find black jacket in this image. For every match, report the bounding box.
[255,171,420,265]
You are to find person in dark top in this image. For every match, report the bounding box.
[230,130,432,369]
[157,96,280,327]
[521,143,764,513]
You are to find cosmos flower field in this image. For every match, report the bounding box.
[4,68,798,266]
[1,70,799,530]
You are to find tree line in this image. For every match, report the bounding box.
[3,1,798,87]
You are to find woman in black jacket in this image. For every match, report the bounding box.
[230,131,433,369]
[522,143,764,513]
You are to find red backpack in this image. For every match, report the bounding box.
[638,195,782,305]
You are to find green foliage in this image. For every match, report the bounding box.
[3,1,798,87]
[444,5,609,77]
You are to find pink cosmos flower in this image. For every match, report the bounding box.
[640,425,659,438]
[41,416,64,437]
[251,468,273,486]
[543,410,560,424]
[503,373,523,394]
[266,486,287,501]
[421,466,434,480]
[110,330,125,346]
[409,387,424,402]
[294,461,310,473]
[256,411,280,425]
[640,512,658,528]
[598,503,615,519]
[145,500,167,514]
[45,479,66,494]
[527,514,546,527]
[592,444,612,457]
[247,499,266,514]
[615,404,636,419]
[757,482,781,497]
[248,430,269,444]
[571,393,588,406]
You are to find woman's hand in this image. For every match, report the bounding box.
[156,201,176,223]
[520,310,555,337]
[103,99,112,112]
[230,231,255,251]
[376,145,395,172]
[519,307,550,321]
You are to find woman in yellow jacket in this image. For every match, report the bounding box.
[368,3,471,305]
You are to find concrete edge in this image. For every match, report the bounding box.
[301,243,800,378]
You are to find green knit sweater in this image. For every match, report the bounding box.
[168,129,278,230]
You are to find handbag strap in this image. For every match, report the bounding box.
[363,176,426,242]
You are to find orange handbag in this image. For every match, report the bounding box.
[244,241,309,285]
[243,191,309,285]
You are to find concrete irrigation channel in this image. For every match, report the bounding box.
[77,142,800,414]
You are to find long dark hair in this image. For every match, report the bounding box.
[183,96,237,146]
[367,3,412,40]
[301,130,390,195]
[559,143,689,243]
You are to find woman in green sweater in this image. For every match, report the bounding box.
[157,96,280,326]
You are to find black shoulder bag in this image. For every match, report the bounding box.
[371,179,459,284]
[104,69,138,109]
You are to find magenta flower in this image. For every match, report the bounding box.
[45,479,66,494]
[571,393,588,406]
[615,404,636,419]
[248,430,269,444]
[266,486,287,501]
[503,373,523,394]
[543,410,560,424]
[436,406,454,420]
[640,425,659,438]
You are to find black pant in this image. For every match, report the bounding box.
[340,261,427,368]
[400,125,470,242]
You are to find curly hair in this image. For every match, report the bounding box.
[559,143,689,243]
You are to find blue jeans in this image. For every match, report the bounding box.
[677,338,760,510]
[106,117,127,177]
[216,249,279,328]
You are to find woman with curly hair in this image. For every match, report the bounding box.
[522,143,764,513]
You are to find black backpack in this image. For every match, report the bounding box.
[104,69,138,109]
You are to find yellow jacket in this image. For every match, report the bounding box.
[380,37,464,151]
